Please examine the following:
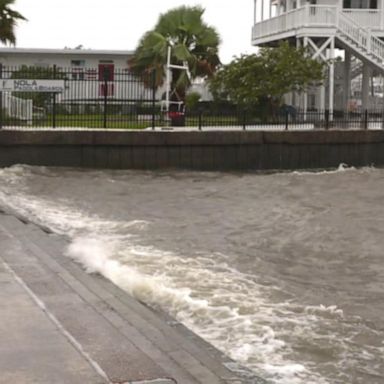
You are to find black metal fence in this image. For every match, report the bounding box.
[0,65,158,129]
[181,109,384,131]
[0,65,383,130]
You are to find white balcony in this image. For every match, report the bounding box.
[252,5,384,45]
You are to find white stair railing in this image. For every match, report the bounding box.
[2,93,33,124]
[336,10,384,65]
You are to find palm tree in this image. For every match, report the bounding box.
[130,5,220,103]
[0,0,26,45]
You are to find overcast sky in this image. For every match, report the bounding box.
[12,0,257,63]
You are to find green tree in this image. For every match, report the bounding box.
[130,5,220,103]
[209,42,325,109]
[185,91,201,111]
[0,0,26,45]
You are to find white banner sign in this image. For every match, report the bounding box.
[0,79,65,92]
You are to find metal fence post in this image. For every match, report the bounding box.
[243,110,246,131]
[0,63,3,130]
[325,109,329,130]
[52,65,57,129]
[103,68,108,129]
[364,109,368,130]
[198,110,202,131]
[382,109,384,130]
[151,69,156,130]
[285,110,289,131]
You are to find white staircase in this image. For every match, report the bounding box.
[335,10,384,72]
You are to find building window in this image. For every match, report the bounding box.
[343,0,377,9]
[71,60,85,67]
[71,60,86,80]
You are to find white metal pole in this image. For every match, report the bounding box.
[362,63,371,111]
[303,37,308,120]
[261,0,264,21]
[293,38,301,108]
[320,84,325,111]
[329,37,335,120]
[165,46,171,114]
[381,0,384,29]
[343,51,351,111]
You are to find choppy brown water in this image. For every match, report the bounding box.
[0,165,383,384]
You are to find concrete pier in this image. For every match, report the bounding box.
[0,211,264,384]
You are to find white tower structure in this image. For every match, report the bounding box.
[252,0,384,113]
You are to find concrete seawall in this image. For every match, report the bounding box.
[0,129,384,170]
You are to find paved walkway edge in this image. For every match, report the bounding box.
[0,212,265,384]
[1,259,112,383]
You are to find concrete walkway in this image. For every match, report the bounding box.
[0,212,264,384]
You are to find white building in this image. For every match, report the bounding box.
[0,47,153,102]
[252,0,384,113]
[0,48,157,121]
[0,47,132,70]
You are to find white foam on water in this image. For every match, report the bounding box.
[292,163,357,176]
[65,235,340,384]
[0,167,147,238]
[304,304,344,318]
[0,164,380,384]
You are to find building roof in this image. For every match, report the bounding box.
[0,47,134,56]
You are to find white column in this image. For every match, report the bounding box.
[370,72,375,97]
[337,0,342,13]
[381,0,384,29]
[297,0,301,8]
[166,46,172,113]
[293,38,301,108]
[254,0,257,24]
[320,85,325,111]
[381,75,384,128]
[343,51,351,111]
[277,0,281,16]
[270,0,273,18]
[328,37,335,120]
[362,63,371,111]
[303,37,308,119]
[261,0,264,21]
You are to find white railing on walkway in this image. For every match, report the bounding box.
[307,5,337,25]
[253,5,337,39]
[252,5,384,68]
[342,9,381,29]
[2,93,33,123]
[253,6,383,40]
